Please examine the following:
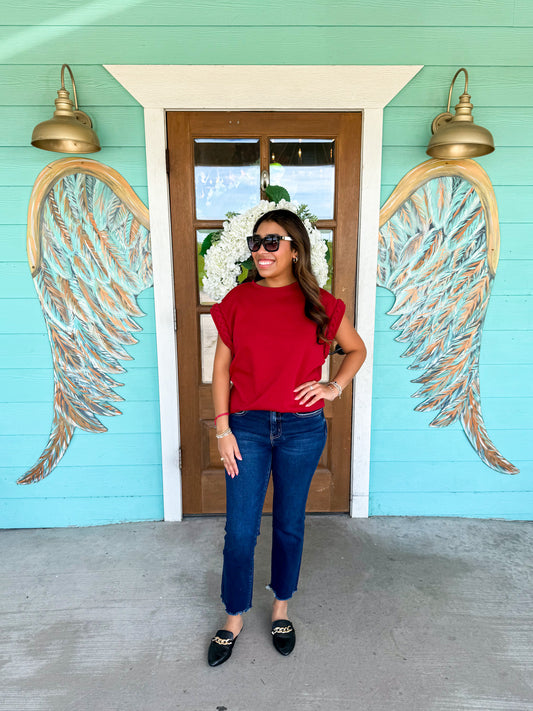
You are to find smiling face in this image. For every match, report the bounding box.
[251,220,299,287]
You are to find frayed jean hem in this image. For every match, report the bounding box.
[221,595,251,616]
[266,583,295,602]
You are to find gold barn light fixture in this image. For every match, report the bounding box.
[426,68,494,159]
[31,64,101,153]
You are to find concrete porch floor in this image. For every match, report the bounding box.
[1,516,532,711]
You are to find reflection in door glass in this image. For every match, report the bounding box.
[200,314,218,383]
[320,229,333,293]
[194,139,260,219]
[197,229,214,305]
[269,139,335,219]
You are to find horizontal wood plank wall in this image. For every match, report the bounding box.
[0,41,158,526]
[0,0,531,525]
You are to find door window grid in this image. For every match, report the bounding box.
[196,138,336,383]
[194,138,261,220]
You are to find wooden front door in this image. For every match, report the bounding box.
[167,112,361,515]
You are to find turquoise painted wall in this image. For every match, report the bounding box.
[0,0,531,526]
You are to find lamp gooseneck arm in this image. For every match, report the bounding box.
[60,64,79,111]
[446,67,469,113]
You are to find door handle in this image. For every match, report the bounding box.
[261,169,270,191]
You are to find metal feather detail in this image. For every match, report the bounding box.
[21,157,516,483]
[19,158,151,484]
[378,158,518,474]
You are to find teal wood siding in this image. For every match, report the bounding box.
[373,46,533,518]
[0,61,159,526]
[0,0,531,525]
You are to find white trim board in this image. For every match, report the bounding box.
[104,64,423,521]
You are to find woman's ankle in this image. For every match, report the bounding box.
[272,600,288,620]
[223,614,243,635]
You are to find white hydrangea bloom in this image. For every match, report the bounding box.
[203,199,329,302]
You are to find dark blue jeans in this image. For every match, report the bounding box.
[221,409,328,615]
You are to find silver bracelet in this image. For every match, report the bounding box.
[327,381,342,399]
[216,427,232,439]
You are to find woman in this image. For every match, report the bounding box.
[208,209,366,666]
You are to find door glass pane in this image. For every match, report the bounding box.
[320,229,334,380]
[197,140,336,382]
[269,139,335,219]
[197,229,214,306]
[194,139,260,219]
[200,314,218,383]
[321,229,333,293]
[321,357,330,383]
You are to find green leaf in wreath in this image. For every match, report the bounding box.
[237,256,256,283]
[240,257,255,270]
[264,185,291,203]
[200,230,221,256]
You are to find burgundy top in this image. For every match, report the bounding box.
[210,280,346,413]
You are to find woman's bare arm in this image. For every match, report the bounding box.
[212,336,242,476]
[294,315,367,407]
[327,315,367,391]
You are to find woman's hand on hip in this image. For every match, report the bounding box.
[294,380,337,407]
[218,434,242,478]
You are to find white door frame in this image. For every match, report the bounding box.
[103,65,423,521]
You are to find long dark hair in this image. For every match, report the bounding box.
[251,209,330,345]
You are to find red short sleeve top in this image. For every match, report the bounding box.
[210,280,346,413]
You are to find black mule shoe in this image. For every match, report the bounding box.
[207,629,240,667]
[271,619,296,656]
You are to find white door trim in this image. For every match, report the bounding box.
[104,65,423,521]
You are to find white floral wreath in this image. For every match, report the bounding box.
[202,197,329,303]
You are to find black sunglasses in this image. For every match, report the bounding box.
[246,233,293,252]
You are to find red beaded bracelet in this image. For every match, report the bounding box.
[214,412,229,423]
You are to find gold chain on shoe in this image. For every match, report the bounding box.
[272,625,293,635]
[211,635,234,646]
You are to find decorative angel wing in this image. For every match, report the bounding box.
[378,158,518,474]
[18,158,151,484]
